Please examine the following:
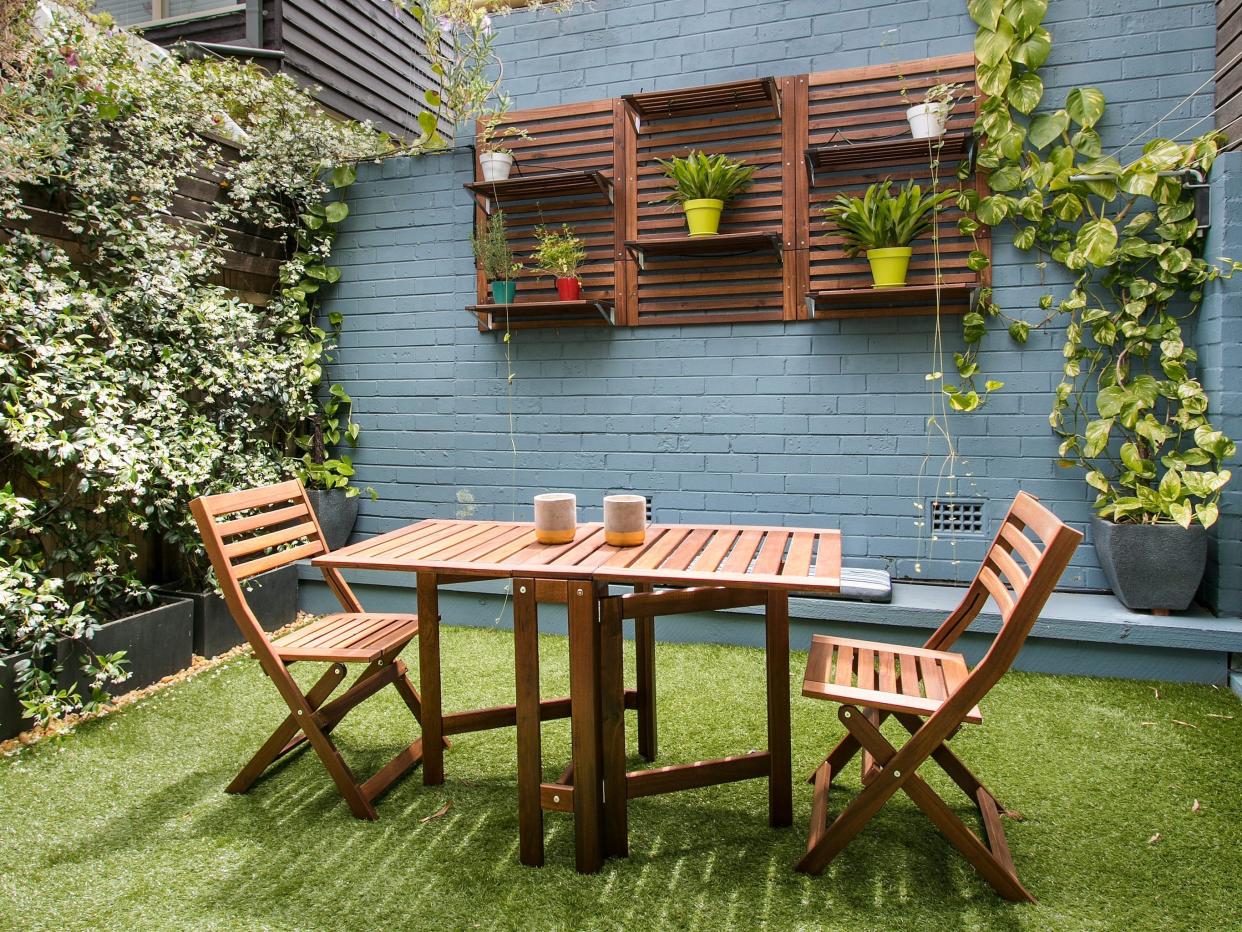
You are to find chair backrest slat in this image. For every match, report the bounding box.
[923,492,1082,718]
[189,480,335,658]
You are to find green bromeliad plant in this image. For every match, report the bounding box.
[955,0,1238,529]
[822,179,955,254]
[657,151,756,204]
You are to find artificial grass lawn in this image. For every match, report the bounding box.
[0,625,1239,931]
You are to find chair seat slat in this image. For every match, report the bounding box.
[833,644,855,686]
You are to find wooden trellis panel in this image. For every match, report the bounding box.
[805,53,987,317]
[622,80,788,327]
[472,100,624,327]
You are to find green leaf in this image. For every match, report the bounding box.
[1052,192,1084,222]
[331,164,357,189]
[299,212,324,230]
[1066,87,1106,128]
[1008,320,1030,343]
[1195,502,1220,528]
[1077,218,1118,265]
[975,18,1016,65]
[324,201,349,224]
[1085,418,1114,458]
[1008,0,1048,31]
[1028,110,1069,149]
[968,0,1004,28]
[988,165,1023,192]
[984,379,1005,392]
[1085,470,1110,492]
[962,311,987,343]
[424,88,442,108]
[1006,72,1044,114]
[976,58,1013,97]
[1010,26,1052,68]
[418,110,438,135]
[1169,500,1193,529]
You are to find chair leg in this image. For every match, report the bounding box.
[805,705,1034,903]
[227,662,347,794]
[806,729,865,785]
[894,712,1001,807]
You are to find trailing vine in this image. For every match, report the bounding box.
[957,0,1237,528]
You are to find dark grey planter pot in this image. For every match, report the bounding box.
[306,487,360,552]
[157,563,298,657]
[0,650,35,741]
[1092,516,1208,612]
[56,597,194,699]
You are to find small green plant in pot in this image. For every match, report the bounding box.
[533,224,588,300]
[657,151,756,236]
[471,209,522,303]
[822,178,955,287]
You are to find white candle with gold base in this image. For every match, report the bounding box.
[604,494,646,547]
[534,493,577,544]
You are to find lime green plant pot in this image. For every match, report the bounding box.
[684,198,724,236]
[866,246,912,287]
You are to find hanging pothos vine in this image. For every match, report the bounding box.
[950,0,1238,529]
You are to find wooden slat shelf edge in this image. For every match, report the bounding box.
[467,299,617,331]
[804,132,975,184]
[806,282,978,319]
[623,76,781,124]
[464,170,614,213]
[624,231,784,269]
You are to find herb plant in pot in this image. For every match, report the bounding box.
[533,223,587,300]
[657,150,756,236]
[906,82,963,139]
[471,209,522,304]
[822,178,954,287]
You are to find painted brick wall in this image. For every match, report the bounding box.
[1199,152,1242,615]
[325,0,1233,601]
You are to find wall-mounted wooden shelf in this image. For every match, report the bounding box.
[467,299,616,331]
[464,170,614,214]
[805,132,975,185]
[624,231,783,269]
[623,77,780,123]
[806,282,977,319]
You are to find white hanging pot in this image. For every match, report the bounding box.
[906,102,950,139]
[479,151,514,182]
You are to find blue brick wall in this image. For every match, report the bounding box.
[325,0,1233,602]
[1199,152,1242,615]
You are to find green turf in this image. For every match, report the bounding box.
[0,625,1238,931]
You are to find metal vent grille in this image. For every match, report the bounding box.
[929,499,985,535]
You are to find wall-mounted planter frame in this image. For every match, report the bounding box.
[468,52,987,331]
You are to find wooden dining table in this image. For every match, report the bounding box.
[313,517,842,873]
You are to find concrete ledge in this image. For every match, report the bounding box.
[297,564,1242,685]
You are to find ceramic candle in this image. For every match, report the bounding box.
[534,492,577,544]
[603,494,647,547]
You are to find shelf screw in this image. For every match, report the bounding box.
[553,794,561,804]
[893,770,901,778]
[519,586,527,594]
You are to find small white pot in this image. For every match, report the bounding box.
[479,151,514,182]
[906,102,950,139]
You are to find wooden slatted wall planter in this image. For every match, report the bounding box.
[469,54,989,331]
[623,77,788,326]
[469,99,624,330]
[805,53,986,319]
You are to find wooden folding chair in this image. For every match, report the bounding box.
[190,480,436,820]
[796,492,1082,901]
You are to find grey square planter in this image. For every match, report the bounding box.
[56,597,194,699]
[305,487,360,552]
[0,650,35,741]
[157,563,298,657]
[1091,516,1208,612]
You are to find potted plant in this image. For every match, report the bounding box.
[476,99,527,182]
[821,178,955,287]
[295,388,376,551]
[906,82,964,139]
[471,208,522,303]
[656,150,756,237]
[533,223,587,300]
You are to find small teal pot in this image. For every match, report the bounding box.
[491,280,517,304]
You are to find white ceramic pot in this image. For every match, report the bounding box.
[479,151,514,182]
[906,102,950,139]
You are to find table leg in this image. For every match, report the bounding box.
[416,571,444,785]
[633,583,657,762]
[765,589,792,827]
[513,578,543,867]
[599,595,628,858]
[568,581,604,873]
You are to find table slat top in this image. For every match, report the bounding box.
[314,520,841,593]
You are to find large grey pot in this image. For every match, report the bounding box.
[1091,516,1207,612]
[306,487,360,552]
[0,650,35,741]
[56,597,193,699]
